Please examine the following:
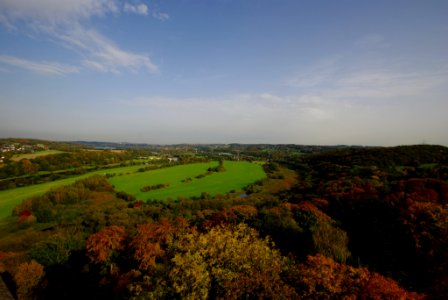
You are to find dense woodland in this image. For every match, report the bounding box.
[0,143,448,299]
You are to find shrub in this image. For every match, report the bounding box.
[14,260,45,300]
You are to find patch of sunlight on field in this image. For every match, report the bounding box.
[10,150,66,162]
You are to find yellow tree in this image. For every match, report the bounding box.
[170,223,295,299]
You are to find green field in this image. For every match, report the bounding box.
[11,150,65,161]
[109,161,266,201]
[0,164,152,219]
[0,161,265,219]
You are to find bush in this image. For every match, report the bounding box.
[14,260,45,300]
[29,232,85,267]
[140,183,170,193]
[116,191,136,202]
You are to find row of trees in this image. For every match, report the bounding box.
[0,151,136,179]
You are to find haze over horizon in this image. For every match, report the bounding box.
[1,1,447,146]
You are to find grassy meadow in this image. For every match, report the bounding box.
[0,161,265,219]
[0,164,152,219]
[109,161,266,201]
[10,150,66,161]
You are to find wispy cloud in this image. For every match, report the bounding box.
[113,92,344,143]
[127,93,335,124]
[0,0,162,74]
[152,12,170,21]
[0,0,119,25]
[124,3,148,16]
[0,54,79,75]
[329,69,448,99]
[285,57,340,88]
[57,26,158,73]
[285,38,448,101]
[279,33,448,145]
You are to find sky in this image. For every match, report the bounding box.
[0,0,447,146]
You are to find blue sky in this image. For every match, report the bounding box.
[0,0,447,145]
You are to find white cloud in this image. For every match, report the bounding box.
[0,0,118,24]
[0,54,79,75]
[152,12,170,21]
[124,3,148,16]
[0,0,160,74]
[60,27,158,73]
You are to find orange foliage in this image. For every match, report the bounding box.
[294,254,367,298]
[86,225,127,264]
[360,272,423,300]
[229,205,258,219]
[203,205,257,228]
[14,260,45,300]
[404,201,448,256]
[398,178,448,204]
[131,218,189,271]
[0,251,21,273]
[294,254,424,299]
[293,201,335,224]
[311,198,330,210]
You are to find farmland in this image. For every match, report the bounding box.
[109,161,266,201]
[0,161,265,219]
[0,163,150,219]
[10,150,65,161]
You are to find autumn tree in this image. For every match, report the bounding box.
[86,226,127,265]
[292,202,351,263]
[290,254,423,299]
[124,218,191,298]
[14,260,45,300]
[130,218,179,271]
[169,223,295,299]
[20,159,39,175]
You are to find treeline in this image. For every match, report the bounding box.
[13,176,114,223]
[0,150,139,190]
[140,183,170,192]
[0,138,85,153]
[303,144,448,170]
[0,151,135,178]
